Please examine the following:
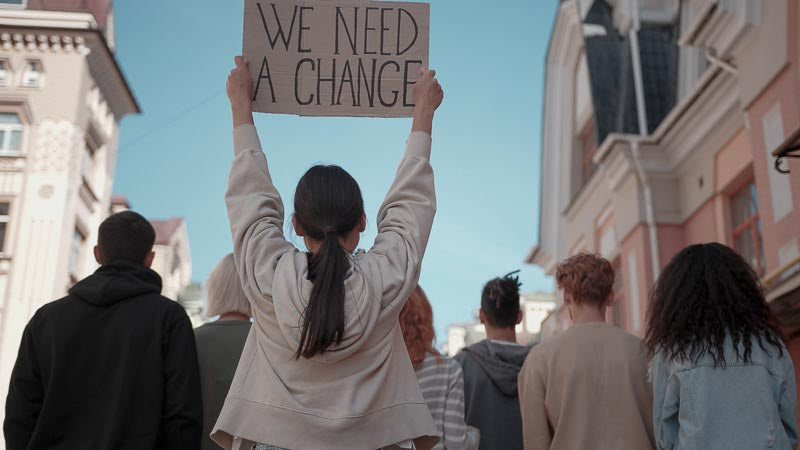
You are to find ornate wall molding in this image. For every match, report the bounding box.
[31,119,82,175]
[0,31,89,54]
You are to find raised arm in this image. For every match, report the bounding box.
[370,69,443,311]
[225,56,295,303]
[229,56,255,129]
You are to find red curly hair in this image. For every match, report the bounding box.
[556,252,615,306]
[399,286,440,367]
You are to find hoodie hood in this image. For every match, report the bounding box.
[69,260,162,306]
[462,340,531,396]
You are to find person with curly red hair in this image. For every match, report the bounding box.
[400,286,480,450]
[517,253,655,449]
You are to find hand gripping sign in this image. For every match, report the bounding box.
[242,0,430,117]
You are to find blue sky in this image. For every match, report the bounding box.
[113,0,557,340]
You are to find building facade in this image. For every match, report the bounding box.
[530,0,800,402]
[0,0,138,430]
[445,292,556,356]
[150,217,192,301]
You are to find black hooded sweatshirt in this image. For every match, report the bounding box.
[454,339,532,450]
[4,261,202,450]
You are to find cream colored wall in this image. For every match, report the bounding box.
[735,0,789,108]
[150,223,192,301]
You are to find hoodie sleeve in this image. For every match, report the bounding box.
[159,307,203,450]
[3,319,42,450]
[226,124,296,306]
[368,132,435,312]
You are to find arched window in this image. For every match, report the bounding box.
[0,113,23,154]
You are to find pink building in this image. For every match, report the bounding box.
[529,0,800,411]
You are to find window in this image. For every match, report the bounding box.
[68,228,86,277]
[82,140,95,183]
[0,60,9,86]
[0,202,8,253]
[611,258,624,327]
[0,0,26,7]
[0,113,23,154]
[579,118,599,187]
[731,181,766,275]
[21,61,43,87]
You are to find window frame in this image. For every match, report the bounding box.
[0,0,27,9]
[579,118,599,187]
[19,60,44,89]
[0,112,24,155]
[68,227,87,279]
[81,138,96,184]
[729,180,766,275]
[0,59,10,87]
[610,257,625,327]
[0,200,9,254]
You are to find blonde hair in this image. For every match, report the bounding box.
[204,254,251,318]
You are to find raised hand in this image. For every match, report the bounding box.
[412,68,444,135]
[227,56,255,127]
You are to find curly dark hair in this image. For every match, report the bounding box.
[481,271,522,328]
[643,243,785,367]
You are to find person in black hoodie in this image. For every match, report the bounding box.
[4,210,202,450]
[454,272,532,450]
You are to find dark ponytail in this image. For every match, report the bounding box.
[293,165,364,359]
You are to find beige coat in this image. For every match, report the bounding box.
[518,322,655,450]
[212,125,440,450]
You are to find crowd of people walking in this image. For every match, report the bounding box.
[3,58,799,450]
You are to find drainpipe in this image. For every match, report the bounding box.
[628,0,661,278]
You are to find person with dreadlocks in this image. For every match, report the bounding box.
[518,253,655,449]
[645,243,798,450]
[454,271,531,450]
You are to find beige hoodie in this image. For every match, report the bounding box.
[211,125,440,450]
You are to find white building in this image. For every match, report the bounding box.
[0,0,138,427]
[445,292,556,356]
[149,217,191,301]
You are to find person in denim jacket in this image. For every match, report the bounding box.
[644,243,798,450]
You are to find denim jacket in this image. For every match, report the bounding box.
[651,335,798,450]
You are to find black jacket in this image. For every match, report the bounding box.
[4,261,202,450]
[454,340,531,450]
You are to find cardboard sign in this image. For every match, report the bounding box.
[243,0,430,117]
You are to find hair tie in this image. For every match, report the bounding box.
[323,227,337,235]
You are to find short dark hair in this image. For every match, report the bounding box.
[98,211,156,264]
[481,271,522,328]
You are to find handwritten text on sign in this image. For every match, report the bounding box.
[243,0,430,117]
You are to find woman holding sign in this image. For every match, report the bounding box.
[211,56,444,450]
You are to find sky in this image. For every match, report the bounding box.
[112,0,558,341]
